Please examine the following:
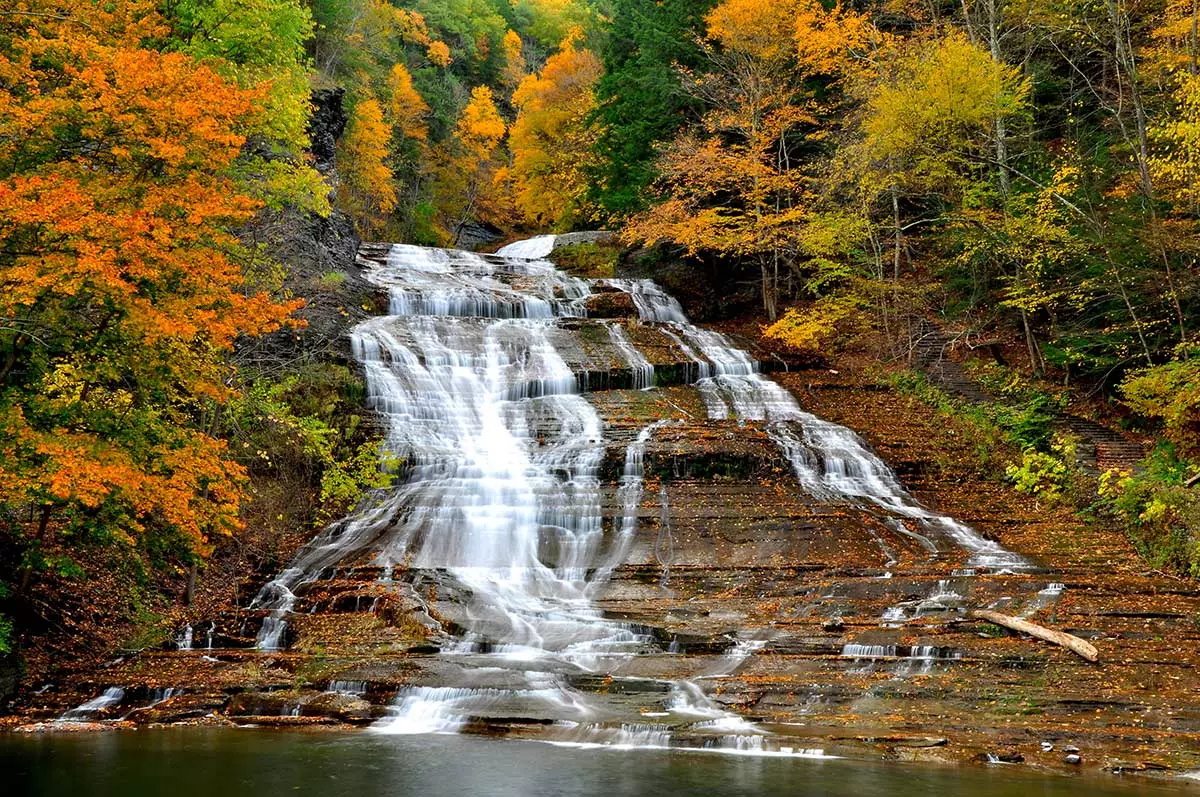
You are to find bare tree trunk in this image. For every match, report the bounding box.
[971,610,1099,662]
[1020,308,1045,374]
[986,0,1012,195]
[891,185,903,282]
[761,258,778,321]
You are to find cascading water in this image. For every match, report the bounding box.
[608,277,1032,572]
[247,237,1031,753]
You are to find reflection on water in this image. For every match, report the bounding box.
[1,730,1190,797]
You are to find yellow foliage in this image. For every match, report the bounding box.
[432,86,508,239]
[457,86,507,159]
[338,99,397,233]
[508,31,602,227]
[1150,72,1200,207]
[426,40,452,67]
[390,63,430,142]
[763,295,862,352]
[502,29,527,88]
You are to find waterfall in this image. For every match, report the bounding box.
[610,279,1032,572]
[495,235,557,260]
[58,687,125,723]
[248,237,1030,751]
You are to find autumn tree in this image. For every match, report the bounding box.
[506,31,602,229]
[338,98,400,234]
[627,0,871,320]
[432,86,508,243]
[0,1,302,599]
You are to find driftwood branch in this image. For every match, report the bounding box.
[1185,472,1200,489]
[970,609,1099,662]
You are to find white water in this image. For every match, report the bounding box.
[58,687,125,722]
[496,235,557,260]
[249,238,1031,751]
[612,278,1031,572]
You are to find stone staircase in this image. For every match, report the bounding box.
[913,321,1145,475]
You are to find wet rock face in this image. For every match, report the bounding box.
[583,288,638,318]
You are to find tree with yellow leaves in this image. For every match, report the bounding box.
[433,86,508,243]
[390,63,432,143]
[501,29,528,90]
[338,99,398,234]
[627,0,870,320]
[506,31,602,229]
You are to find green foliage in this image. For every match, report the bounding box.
[168,0,315,150]
[588,0,716,216]
[0,614,12,654]
[968,363,1065,451]
[1099,445,1200,576]
[549,241,621,278]
[224,364,396,524]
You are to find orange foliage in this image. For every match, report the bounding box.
[0,0,302,553]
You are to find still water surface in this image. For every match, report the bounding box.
[2,729,1194,797]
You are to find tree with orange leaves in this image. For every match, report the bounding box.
[626,0,871,320]
[0,1,303,597]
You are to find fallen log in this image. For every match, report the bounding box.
[970,609,1099,663]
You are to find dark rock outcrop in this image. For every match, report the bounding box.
[308,88,347,175]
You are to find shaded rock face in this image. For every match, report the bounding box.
[26,242,1200,780]
[455,221,504,251]
[616,249,751,323]
[308,88,347,175]
[237,87,376,364]
[0,653,18,713]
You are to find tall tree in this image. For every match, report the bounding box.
[0,0,302,589]
[589,0,716,216]
[507,31,603,228]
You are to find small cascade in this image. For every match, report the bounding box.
[57,687,125,722]
[840,643,961,660]
[841,643,962,674]
[119,688,180,719]
[496,234,557,260]
[175,624,193,651]
[372,687,482,735]
[1021,582,1067,619]
[656,485,673,589]
[606,323,655,389]
[327,681,368,696]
